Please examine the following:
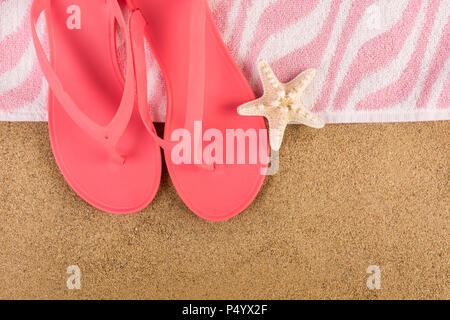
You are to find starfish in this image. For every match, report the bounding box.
[237,59,325,151]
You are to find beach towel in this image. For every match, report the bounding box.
[0,0,449,123]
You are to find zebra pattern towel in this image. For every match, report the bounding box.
[0,0,449,122]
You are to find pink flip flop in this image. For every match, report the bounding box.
[31,0,161,214]
[127,0,269,221]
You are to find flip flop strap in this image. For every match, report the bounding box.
[31,0,135,151]
[129,10,174,150]
[129,2,214,171]
[184,0,206,142]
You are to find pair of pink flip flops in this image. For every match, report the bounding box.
[31,0,268,221]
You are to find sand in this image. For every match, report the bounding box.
[0,121,448,299]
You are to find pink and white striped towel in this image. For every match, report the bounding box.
[0,0,449,123]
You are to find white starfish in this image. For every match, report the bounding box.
[237,59,325,151]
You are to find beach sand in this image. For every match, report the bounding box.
[0,121,448,299]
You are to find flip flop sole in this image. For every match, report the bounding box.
[43,0,161,214]
[134,0,268,221]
